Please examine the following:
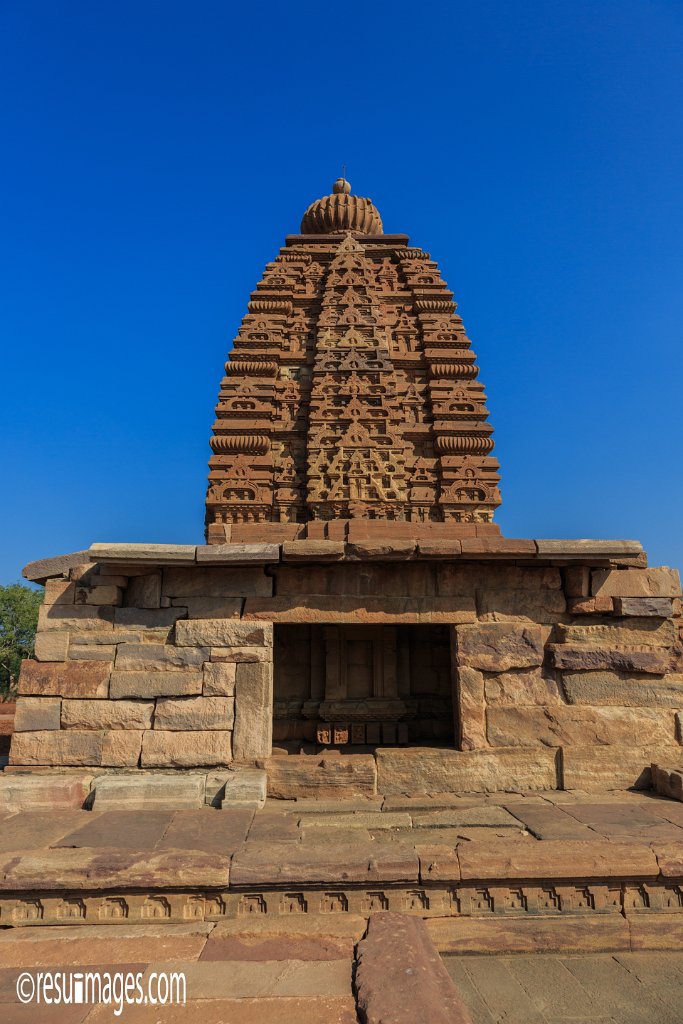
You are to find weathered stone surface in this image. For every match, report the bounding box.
[38,604,114,631]
[13,696,61,731]
[90,542,197,562]
[0,921,212,966]
[428,916,630,955]
[457,838,658,880]
[563,566,590,597]
[19,660,110,698]
[563,671,683,707]
[548,644,671,674]
[101,730,143,766]
[110,670,203,698]
[125,573,162,608]
[556,618,677,647]
[210,645,271,663]
[476,587,566,622]
[69,643,117,661]
[244,594,477,623]
[417,540,463,558]
[265,754,377,799]
[173,597,243,618]
[561,744,676,790]
[0,774,91,812]
[487,705,675,748]
[614,596,676,617]
[33,631,71,661]
[455,666,486,750]
[650,842,683,877]
[484,668,563,706]
[195,543,280,564]
[155,695,235,731]
[230,840,417,885]
[376,747,558,795]
[439,565,561,596]
[93,774,205,810]
[23,551,92,584]
[176,619,272,647]
[141,730,232,767]
[61,698,154,730]
[536,539,643,558]
[44,579,76,604]
[115,642,209,669]
[10,730,104,766]
[592,567,681,598]
[356,913,473,1024]
[164,566,272,597]
[233,662,273,761]
[203,661,236,695]
[115,607,186,629]
[76,583,122,605]
[219,767,267,808]
[0,847,229,890]
[456,623,546,670]
[283,541,346,561]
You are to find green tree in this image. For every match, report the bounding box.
[0,584,43,700]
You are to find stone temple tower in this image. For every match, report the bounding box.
[205,178,501,539]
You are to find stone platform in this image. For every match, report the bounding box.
[2,789,683,956]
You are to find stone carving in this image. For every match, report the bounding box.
[206,180,501,532]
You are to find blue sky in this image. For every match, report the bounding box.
[1,1,682,583]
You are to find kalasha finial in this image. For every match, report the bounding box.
[333,177,351,195]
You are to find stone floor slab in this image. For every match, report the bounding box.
[53,810,174,849]
[140,958,352,998]
[0,924,212,967]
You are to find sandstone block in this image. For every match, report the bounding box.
[487,705,675,748]
[375,747,559,795]
[417,541,462,558]
[109,670,203,698]
[265,754,377,799]
[33,631,70,661]
[68,643,117,661]
[10,730,104,766]
[38,605,114,632]
[101,730,143,766]
[233,661,273,761]
[438,565,561,596]
[163,566,273,597]
[89,542,197,562]
[561,744,674,790]
[0,774,92,812]
[455,667,486,750]
[457,838,658,880]
[141,730,232,767]
[203,661,236,695]
[566,596,613,614]
[355,913,472,1024]
[172,597,243,618]
[282,541,346,561]
[115,642,209,670]
[243,594,477,623]
[176,618,272,647]
[556,618,677,647]
[456,623,546,670]
[484,668,564,706]
[548,644,670,674]
[155,695,234,730]
[219,767,267,808]
[18,660,110,698]
[230,840,417,886]
[114,607,186,629]
[75,584,122,606]
[125,573,162,608]
[562,566,590,597]
[476,588,566,623]
[13,696,61,731]
[61,698,153,729]
[614,596,675,617]
[536,539,643,558]
[195,543,280,564]
[563,671,683,707]
[93,773,205,809]
[346,540,416,560]
[461,537,536,556]
[22,550,91,583]
[209,646,271,663]
[592,567,681,598]
[44,579,76,605]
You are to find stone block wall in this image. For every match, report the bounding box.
[10,547,683,793]
[11,562,273,769]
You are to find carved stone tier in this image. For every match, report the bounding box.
[205,180,501,536]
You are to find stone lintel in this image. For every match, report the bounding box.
[21,538,648,581]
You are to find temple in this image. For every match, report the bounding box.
[8,179,683,802]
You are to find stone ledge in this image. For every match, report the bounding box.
[196,544,281,564]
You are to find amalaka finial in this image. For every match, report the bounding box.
[333,177,351,195]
